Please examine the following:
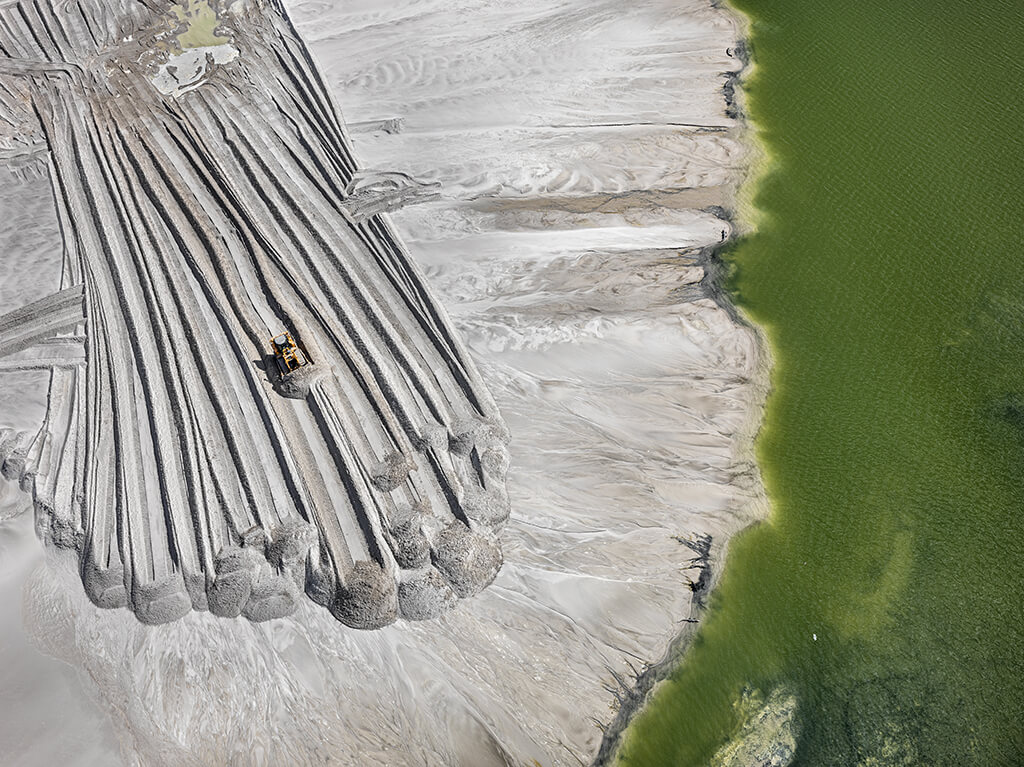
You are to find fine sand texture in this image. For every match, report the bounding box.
[0,0,767,765]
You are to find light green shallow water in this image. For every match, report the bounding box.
[618,1,1024,764]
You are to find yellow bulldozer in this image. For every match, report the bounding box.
[269,331,309,377]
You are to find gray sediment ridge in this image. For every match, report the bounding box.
[591,11,772,764]
[0,0,509,628]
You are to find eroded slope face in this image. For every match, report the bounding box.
[0,0,509,627]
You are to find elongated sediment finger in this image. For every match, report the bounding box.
[186,94,450,442]
[36,367,81,548]
[199,47,490,429]
[40,94,132,610]
[173,94,489,559]
[71,123,180,600]
[122,121,286,534]
[105,121,267,543]
[79,317,126,610]
[55,93,195,622]
[88,115,209,605]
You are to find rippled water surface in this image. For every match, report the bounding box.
[621,1,1024,764]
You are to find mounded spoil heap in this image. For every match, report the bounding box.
[0,0,508,627]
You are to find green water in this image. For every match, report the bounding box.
[618,1,1024,765]
[170,0,228,49]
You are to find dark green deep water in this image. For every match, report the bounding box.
[618,1,1024,765]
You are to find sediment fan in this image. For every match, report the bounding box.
[0,0,510,627]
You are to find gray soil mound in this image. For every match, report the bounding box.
[81,562,128,610]
[132,576,193,626]
[330,561,399,629]
[242,573,301,622]
[272,364,326,399]
[398,569,457,620]
[461,484,512,528]
[389,517,432,569]
[208,547,266,618]
[431,522,502,598]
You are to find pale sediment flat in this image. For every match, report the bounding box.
[0,0,767,765]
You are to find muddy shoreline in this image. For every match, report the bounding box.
[591,8,772,761]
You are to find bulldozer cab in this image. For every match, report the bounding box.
[269,332,308,376]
